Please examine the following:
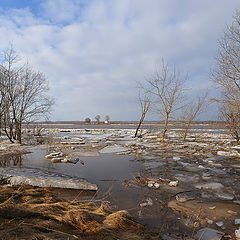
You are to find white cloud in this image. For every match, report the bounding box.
[40,0,87,23]
[0,0,239,121]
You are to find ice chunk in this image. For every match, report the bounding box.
[217,150,239,157]
[143,161,165,169]
[216,222,223,227]
[139,197,153,207]
[0,168,97,190]
[175,173,199,183]
[45,152,64,159]
[208,206,216,210]
[236,228,240,240]
[235,219,240,225]
[176,193,195,203]
[99,145,129,154]
[147,180,155,188]
[202,173,212,180]
[194,228,224,240]
[169,181,178,187]
[215,192,234,201]
[231,145,240,150]
[195,182,224,190]
[227,210,237,215]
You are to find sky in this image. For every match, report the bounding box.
[0,0,239,121]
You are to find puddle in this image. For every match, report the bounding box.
[21,150,140,188]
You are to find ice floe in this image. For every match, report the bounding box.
[195,182,224,190]
[99,145,129,154]
[194,228,225,240]
[0,168,97,190]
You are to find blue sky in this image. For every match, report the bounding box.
[0,0,239,121]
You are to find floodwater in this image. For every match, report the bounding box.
[27,122,228,134]
[1,123,240,237]
[0,149,185,233]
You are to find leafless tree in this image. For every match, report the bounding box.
[0,48,21,142]
[85,117,91,123]
[143,60,185,141]
[180,92,208,141]
[0,47,54,143]
[212,11,240,141]
[134,93,150,137]
[95,115,100,124]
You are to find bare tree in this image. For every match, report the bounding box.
[85,117,91,123]
[180,93,208,141]
[134,93,150,137]
[95,115,100,124]
[0,47,54,143]
[0,48,21,142]
[143,60,185,141]
[212,11,240,141]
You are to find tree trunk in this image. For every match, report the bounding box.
[183,122,191,141]
[135,117,144,137]
[16,122,22,144]
[162,113,169,142]
[4,128,14,143]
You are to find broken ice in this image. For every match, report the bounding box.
[0,167,97,190]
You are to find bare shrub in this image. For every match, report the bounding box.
[180,93,208,141]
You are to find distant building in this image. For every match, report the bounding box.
[105,115,110,124]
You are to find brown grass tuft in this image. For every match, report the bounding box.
[103,210,141,230]
[63,209,104,233]
[0,185,158,239]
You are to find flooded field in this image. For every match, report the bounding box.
[27,122,228,133]
[0,123,240,239]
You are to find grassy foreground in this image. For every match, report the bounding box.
[0,185,159,240]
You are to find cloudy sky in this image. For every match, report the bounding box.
[0,0,239,121]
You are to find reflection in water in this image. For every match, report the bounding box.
[0,154,23,167]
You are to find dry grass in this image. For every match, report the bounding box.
[0,185,159,240]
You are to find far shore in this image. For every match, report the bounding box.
[26,121,227,126]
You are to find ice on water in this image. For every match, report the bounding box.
[0,167,98,190]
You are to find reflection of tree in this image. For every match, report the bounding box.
[13,155,22,167]
[47,161,56,171]
[0,154,22,167]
